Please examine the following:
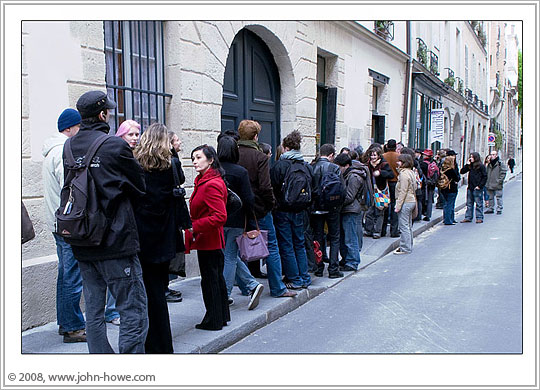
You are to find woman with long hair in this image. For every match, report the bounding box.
[362,144,394,239]
[439,150,461,225]
[393,154,417,254]
[217,136,264,309]
[132,123,178,353]
[115,119,141,149]
[460,152,488,223]
[185,145,230,330]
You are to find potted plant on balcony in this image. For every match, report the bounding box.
[417,46,428,67]
[444,75,455,88]
[457,79,464,94]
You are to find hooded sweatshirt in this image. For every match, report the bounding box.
[42,132,69,232]
[341,161,368,214]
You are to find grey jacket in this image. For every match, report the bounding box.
[486,157,507,190]
[341,162,368,214]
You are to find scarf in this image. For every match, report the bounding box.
[238,139,262,152]
[280,149,304,161]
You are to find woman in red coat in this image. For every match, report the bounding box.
[185,145,230,330]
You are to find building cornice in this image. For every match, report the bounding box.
[337,21,409,63]
[466,21,488,56]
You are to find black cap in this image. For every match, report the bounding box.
[76,90,116,119]
[386,139,397,150]
[446,149,457,156]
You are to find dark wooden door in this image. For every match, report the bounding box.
[221,29,281,152]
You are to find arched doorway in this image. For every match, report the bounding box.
[221,28,281,152]
[452,113,461,157]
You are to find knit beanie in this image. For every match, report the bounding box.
[57,108,81,132]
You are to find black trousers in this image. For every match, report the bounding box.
[141,261,173,354]
[382,181,399,236]
[197,249,230,330]
[311,211,340,275]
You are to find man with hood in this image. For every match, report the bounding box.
[270,130,316,289]
[42,108,86,343]
[485,150,507,215]
[334,152,367,272]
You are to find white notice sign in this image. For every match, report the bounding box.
[430,109,445,144]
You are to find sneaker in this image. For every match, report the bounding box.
[248,284,264,310]
[63,329,87,343]
[423,216,430,221]
[329,271,345,278]
[111,317,120,326]
[372,234,381,239]
[476,219,483,223]
[496,211,502,215]
[484,210,494,214]
[393,248,410,255]
[460,219,472,223]
[167,288,182,297]
[277,290,297,298]
[228,297,234,305]
[58,326,66,336]
[314,271,323,277]
[165,290,183,303]
[340,265,357,272]
[285,282,303,290]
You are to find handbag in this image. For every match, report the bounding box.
[172,159,192,230]
[22,201,36,244]
[226,187,243,216]
[373,184,390,210]
[235,214,269,262]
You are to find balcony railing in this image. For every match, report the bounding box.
[374,21,394,41]
[473,94,479,105]
[416,38,428,67]
[444,67,455,88]
[465,88,473,101]
[429,51,439,76]
[456,77,464,94]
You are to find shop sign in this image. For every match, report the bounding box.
[430,109,444,143]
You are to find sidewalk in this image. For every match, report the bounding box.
[22,170,521,354]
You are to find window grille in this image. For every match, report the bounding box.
[104,21,172,133]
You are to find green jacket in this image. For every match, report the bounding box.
[486,157,507,190]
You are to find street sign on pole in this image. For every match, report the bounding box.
[488,132,496,147]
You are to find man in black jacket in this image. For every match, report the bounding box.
[310,144,344,278]
[68,91,148,353]
[460,152,488,223]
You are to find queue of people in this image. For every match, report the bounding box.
[42,90,510,353]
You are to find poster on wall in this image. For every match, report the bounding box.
[430,109,444,144]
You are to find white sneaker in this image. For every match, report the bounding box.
[393,248,410,255]
[248,284,264,310]
[109,317,120,326]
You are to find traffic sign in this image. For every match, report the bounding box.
[487,132,495,146]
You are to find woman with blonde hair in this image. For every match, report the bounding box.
[133,123,180,353]
[115,119,141,149]
[393,154,417,254]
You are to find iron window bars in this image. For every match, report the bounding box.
[104,21,172,133]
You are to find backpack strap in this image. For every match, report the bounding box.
[82,134,109,167]
[63,137,77,167]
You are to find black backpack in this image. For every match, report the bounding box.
[281,161,312,210]
[355,164,374,211]
[318,165,345,211]
[55,135,108,246]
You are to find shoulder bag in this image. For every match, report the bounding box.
[235,213,269,262]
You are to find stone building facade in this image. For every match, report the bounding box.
[21,20,409,329]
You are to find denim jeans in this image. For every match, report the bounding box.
[104,290,120,322]
[442,192,458,225]
[486,189,504,213]
[311,211,340,275]
[365,205,385,236]
[78,255,148,353]
[357,211,364,252]
[223,227,259,297]
[255,213,287,297]
[465,188,484,221]
[273,210,311,287]
[398,202,415,253]
[339,213,362,269]
[53,234,85,332]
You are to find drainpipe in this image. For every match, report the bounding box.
[402,21,414,146]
